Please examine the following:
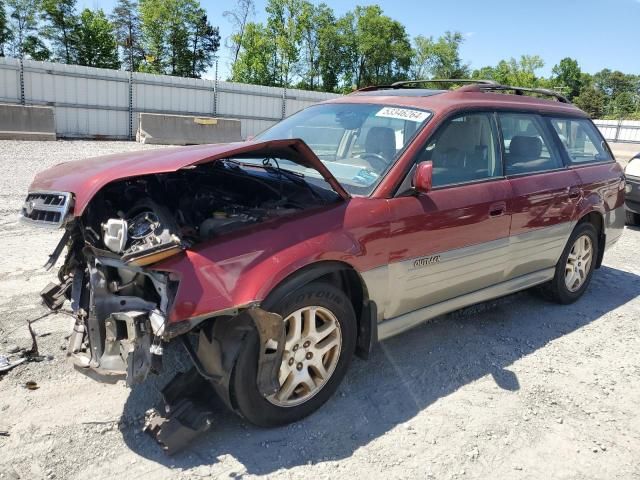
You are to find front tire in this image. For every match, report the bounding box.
[231,282,356,427]
[545,222,598,304]
[626,209,639,226]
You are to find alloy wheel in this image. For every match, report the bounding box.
[267,306,342,407]
[564,234,593,292]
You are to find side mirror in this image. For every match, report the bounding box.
[412,161,433,194]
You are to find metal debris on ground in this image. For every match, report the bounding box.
[0,355,27,373]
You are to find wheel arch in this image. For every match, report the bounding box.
[576,210,605,268]
[261,260,377,360]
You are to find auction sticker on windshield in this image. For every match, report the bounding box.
[376,107,431,123]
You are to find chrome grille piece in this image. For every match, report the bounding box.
[20,191,72,228]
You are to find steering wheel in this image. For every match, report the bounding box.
[358,152,388,172]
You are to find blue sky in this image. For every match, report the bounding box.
[83,0,640,79]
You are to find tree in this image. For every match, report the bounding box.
[75,8,120,69]
[551,57,582,100]
[139,0,218,77]
[0,0,11,57]
[6,0,42,58]
[472,55,544,87]
[223,0,254,66]
[410,31,469,80]
[22,34,50,60]
[265,0,304,86]
[185,10,220,78]
[40,0,78,64]
[231,21,275,85]
[573,87,606,118]
[339,5,412,89]
[110,0,144,71]
[315,3,342,92]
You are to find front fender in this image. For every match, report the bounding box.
[154,198,390,326]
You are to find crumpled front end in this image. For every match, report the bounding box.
[39,220,175,385]
[21,146,336,387]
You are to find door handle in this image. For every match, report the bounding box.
[567,187,581,200]
[489,201,506,217]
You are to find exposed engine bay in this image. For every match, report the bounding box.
[86,159,335,264]
[34,158,336,386]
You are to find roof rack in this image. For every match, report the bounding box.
[391,79,499,87]
[458,83,570,103]
[353,79,497,93]
[352,78,571,103]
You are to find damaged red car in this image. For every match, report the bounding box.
[22,80,625,433]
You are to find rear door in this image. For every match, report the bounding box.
[498,112,581,280]
[385,111,512,319]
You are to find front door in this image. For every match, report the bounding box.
[384,111,512,319]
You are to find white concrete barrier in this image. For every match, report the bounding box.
[137,113,243,145]
[0,104,56,140]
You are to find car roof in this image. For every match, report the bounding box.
[324,87,587,118]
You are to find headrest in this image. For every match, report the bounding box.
[509,135,542,160]
[365,127,396,160]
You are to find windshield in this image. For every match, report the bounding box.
[255,103,432,195]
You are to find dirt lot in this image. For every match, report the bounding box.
[0,140,639,480]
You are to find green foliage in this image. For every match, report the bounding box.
[40,0,79,64]
[111,0,144,71]
[411,32,469,80]
[265,0,304,86]
[339,5,412,89]
[75,8,120,69]
[22,34,49,60]
[231,21,275,85]
[473,55,544,88]
[0,0,11,56]
[573,87,606,118]
[139,0,219,77]
[6,0,40,58]
[551,57,582,100]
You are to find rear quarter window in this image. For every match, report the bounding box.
[549,118,612,165]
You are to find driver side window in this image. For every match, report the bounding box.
[420,112,501,187]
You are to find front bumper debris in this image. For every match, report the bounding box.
[143,368,214,455]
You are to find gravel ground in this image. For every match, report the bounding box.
[0,140,639,480]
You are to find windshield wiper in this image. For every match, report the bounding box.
[262,157,326,203]
[222,158,326,203]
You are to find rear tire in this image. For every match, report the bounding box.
[544,222,598,304]
[626,209,639,226]
[231,282,356,427]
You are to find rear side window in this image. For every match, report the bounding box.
[421,112,501,187]
[498,113,563,175]
[549,118,612,165]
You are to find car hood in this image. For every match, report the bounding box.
[28,139,350,215]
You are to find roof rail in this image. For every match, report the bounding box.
[351,79,571,103]
[352,79,497,93]
[391,79,498,87]
[457,83,571,103]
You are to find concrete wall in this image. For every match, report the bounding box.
[0,104,56,140]
[137,113,242,145]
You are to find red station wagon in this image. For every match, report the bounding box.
[22,80,626,449]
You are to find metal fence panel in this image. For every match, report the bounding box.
[594,119,640,144]
[0,59,341,140]
[0,57,20,104]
